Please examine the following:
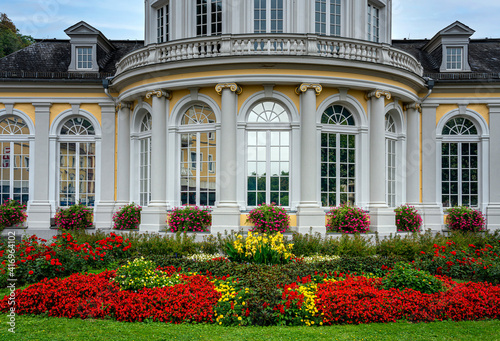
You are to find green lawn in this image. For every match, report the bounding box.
[0,315,499,341]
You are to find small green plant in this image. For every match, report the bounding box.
[0,199,27,231]
[394,204,422,232]
[247,203,290,233]
[113,203,141,230]
[113,257,183,291]
[54,203,93,230]
[446,206,486,232]
[168,206,211,232]
[381,261,444,294]
[326,204,370,234]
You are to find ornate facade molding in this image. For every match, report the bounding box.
[116,101,132,112]
[295,83,322,95]
[366,90,392,100]
[404,102,422,113]
[215,83,242,95]
[145,90,171,100]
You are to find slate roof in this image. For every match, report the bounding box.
[0,39,144,81]
[393,38,500,81]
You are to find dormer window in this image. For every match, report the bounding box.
[76,47,93,69]
[446,47,463,70]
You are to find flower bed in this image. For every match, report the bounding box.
[2,265,499,326]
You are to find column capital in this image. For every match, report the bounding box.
[295,83,322,95]
[145,89,171,100]
[404,102,422,113]
[215,83,242,95]
[116,101,132,111]
[366,90,391,100]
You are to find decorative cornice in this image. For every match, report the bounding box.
[145,90,171,100]
[404,103,422,113]
[215,83,242,95]
[295,83,322,95]
[366,90,392,100]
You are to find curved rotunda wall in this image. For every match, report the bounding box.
[145,0,391,45]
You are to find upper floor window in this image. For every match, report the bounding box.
[197,0,222,36]
[254,0,283,33]
[157,4,169,43]
[76,47,92,69]
[367,3,380,43]
[446,47,463,70]
[315,0,341,36]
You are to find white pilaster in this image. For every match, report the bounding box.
[211,83,241,234]
[295,83,326,235]
[367,90,396,233]
[27,102,52,230]
[405,103,421,205]
[116,102,131,208]
[140,90,169,232]
[94,102,116,229]
[487,104,500,231]
[420,103,442,231]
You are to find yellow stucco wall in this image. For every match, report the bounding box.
[436,103,490,126]
[199,87,221,109]
[168,89,190,116]
[436,104,459,125]
[13,104,36,125]
[273,85,299,114]
[49,104,72,125]
[467,104,489,126]
[348,89,368,115]
[316,87,339,110]
[80,104,102,124]
[0,104,5,110]
[237,85,264,113]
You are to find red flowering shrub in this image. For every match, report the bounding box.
[168,206,211,232]
[0,271,220,323]
[326,204,370,234]
[0,232,132,286]
[247,203,290,233]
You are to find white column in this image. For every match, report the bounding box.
[367,90,395,234]
[116,102,131,207]
[211,83,241,233]
[405,103,421,205]
[140,90,169,232]
[27,103,52,231]
[420,103,442,231]
[94,103,116,229]
[295,83,325,234]
[487,104,500,231]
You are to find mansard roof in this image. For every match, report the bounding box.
[0,39,144,81]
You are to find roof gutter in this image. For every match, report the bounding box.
[102,76,116,105]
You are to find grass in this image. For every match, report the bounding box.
[0,314,499,341]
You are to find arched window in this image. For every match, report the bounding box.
[441,117,479,207]
[139,113,152,206]
[179,104,217,206]
[58,117,96,207]
[0,115,30,203]
[320,105,356,207]
[247,101,290,207]
[385,114,397,207]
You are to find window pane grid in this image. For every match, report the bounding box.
[139,137,151,207]
[197,0,222,37]
[316,0,340,36]
[386,138,396,207]
[254,0,267,33]
[76,47,92,69]
[442,142,478,208]
[0,141,30,204]
[321,133,355,207]
[446,47,463,70]
[367,4,380,42]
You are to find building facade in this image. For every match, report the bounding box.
[1,0,499,236]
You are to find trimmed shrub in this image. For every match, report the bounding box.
[0,199,27,231]
[54,204,93,230]
[381,261,444,294]
[247,203,290,233]
[113,203,141,230]
[394,204,422,232]
[446,206,486,232]
[326,204,370,234]
[168,206,211,232]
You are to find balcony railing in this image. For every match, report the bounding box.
[116,34,423,76]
